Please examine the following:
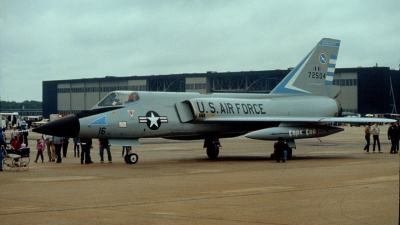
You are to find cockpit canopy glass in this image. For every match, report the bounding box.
[95,91,140,108]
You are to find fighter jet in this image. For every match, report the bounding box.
[33,38,396,164]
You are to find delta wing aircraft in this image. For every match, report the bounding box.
[33,38,396,164]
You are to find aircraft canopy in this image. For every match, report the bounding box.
[95,91,140,108]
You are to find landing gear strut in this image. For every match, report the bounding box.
[124,147,139,164]
[204,135,221,159]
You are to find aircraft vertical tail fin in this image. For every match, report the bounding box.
[270,38,341,98]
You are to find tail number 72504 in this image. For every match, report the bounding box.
[308,72,326,79]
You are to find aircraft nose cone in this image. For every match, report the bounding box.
[33,115,80,137]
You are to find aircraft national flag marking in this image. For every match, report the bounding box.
[139,111,168,130]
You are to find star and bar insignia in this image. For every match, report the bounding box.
[138,111,168,130]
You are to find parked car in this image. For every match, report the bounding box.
[32,119,49,128]
[22,116,43,128]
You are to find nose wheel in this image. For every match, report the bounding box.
[124,153,139,164]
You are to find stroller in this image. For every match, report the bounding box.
[1,146,30,171]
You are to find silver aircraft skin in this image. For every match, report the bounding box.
[34,38,396,164]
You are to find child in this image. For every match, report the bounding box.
[20,142,27,149]
[35,139,44,163]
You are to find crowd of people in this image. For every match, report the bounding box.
[39,135,113,164]
[364,121,399,154]
[0,123,118,169]
[0,124,30,171]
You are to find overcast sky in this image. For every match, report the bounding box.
[1,0,399,102]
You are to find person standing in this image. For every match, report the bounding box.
[34,139,44,163]
[0,127,8,171]
[364,123,372,153]
[388,122,399,154]
[73,138,80,157]
[17,126,25,145]
[9,125,17,140]
[80,138,93,164]
[44,134,56,162]
[1,126,6,141]
[21,120,27,129]
[62,137,69,157]
[371,122,381,153]
[41,134,46,154]
[22,125,29,147]
[99,138,112,163]
[53,136,63,163]
[275,137,289,162]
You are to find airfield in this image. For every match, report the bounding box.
[0,126,398,224]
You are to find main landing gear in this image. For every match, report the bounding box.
[204,135,221,159]
[124,147,139,164]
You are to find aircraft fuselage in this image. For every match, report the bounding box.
[76,91,340,140]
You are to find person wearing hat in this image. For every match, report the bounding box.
[275,137,289,162]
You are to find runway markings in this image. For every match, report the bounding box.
[149,147,190,151]
[20,176,97,182]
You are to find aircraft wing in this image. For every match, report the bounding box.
[108,139,141,147]
[200,116,396,123]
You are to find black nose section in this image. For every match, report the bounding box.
[33,115,80,137]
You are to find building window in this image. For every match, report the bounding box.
[186,83,206,90]
[333,79,358,86]
[57,88,71,93]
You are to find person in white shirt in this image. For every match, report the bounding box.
[371,122,381,153]
[44,134,56,161]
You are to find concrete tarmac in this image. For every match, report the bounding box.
[0,126,398,224]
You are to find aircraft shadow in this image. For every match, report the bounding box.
[182,154,353,163]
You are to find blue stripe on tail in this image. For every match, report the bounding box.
[325,54,338,85]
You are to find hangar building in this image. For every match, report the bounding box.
[42,67,399,118]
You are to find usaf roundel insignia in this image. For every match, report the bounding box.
[139,111,168,130]
[319,52,327,65]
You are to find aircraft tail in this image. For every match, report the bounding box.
[270,38,341,98]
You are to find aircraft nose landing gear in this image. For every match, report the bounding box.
[124,147,138,164]
[124,153,138,164]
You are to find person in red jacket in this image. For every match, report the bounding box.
[11,136,21,150]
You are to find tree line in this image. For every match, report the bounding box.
[0,101,42,110]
